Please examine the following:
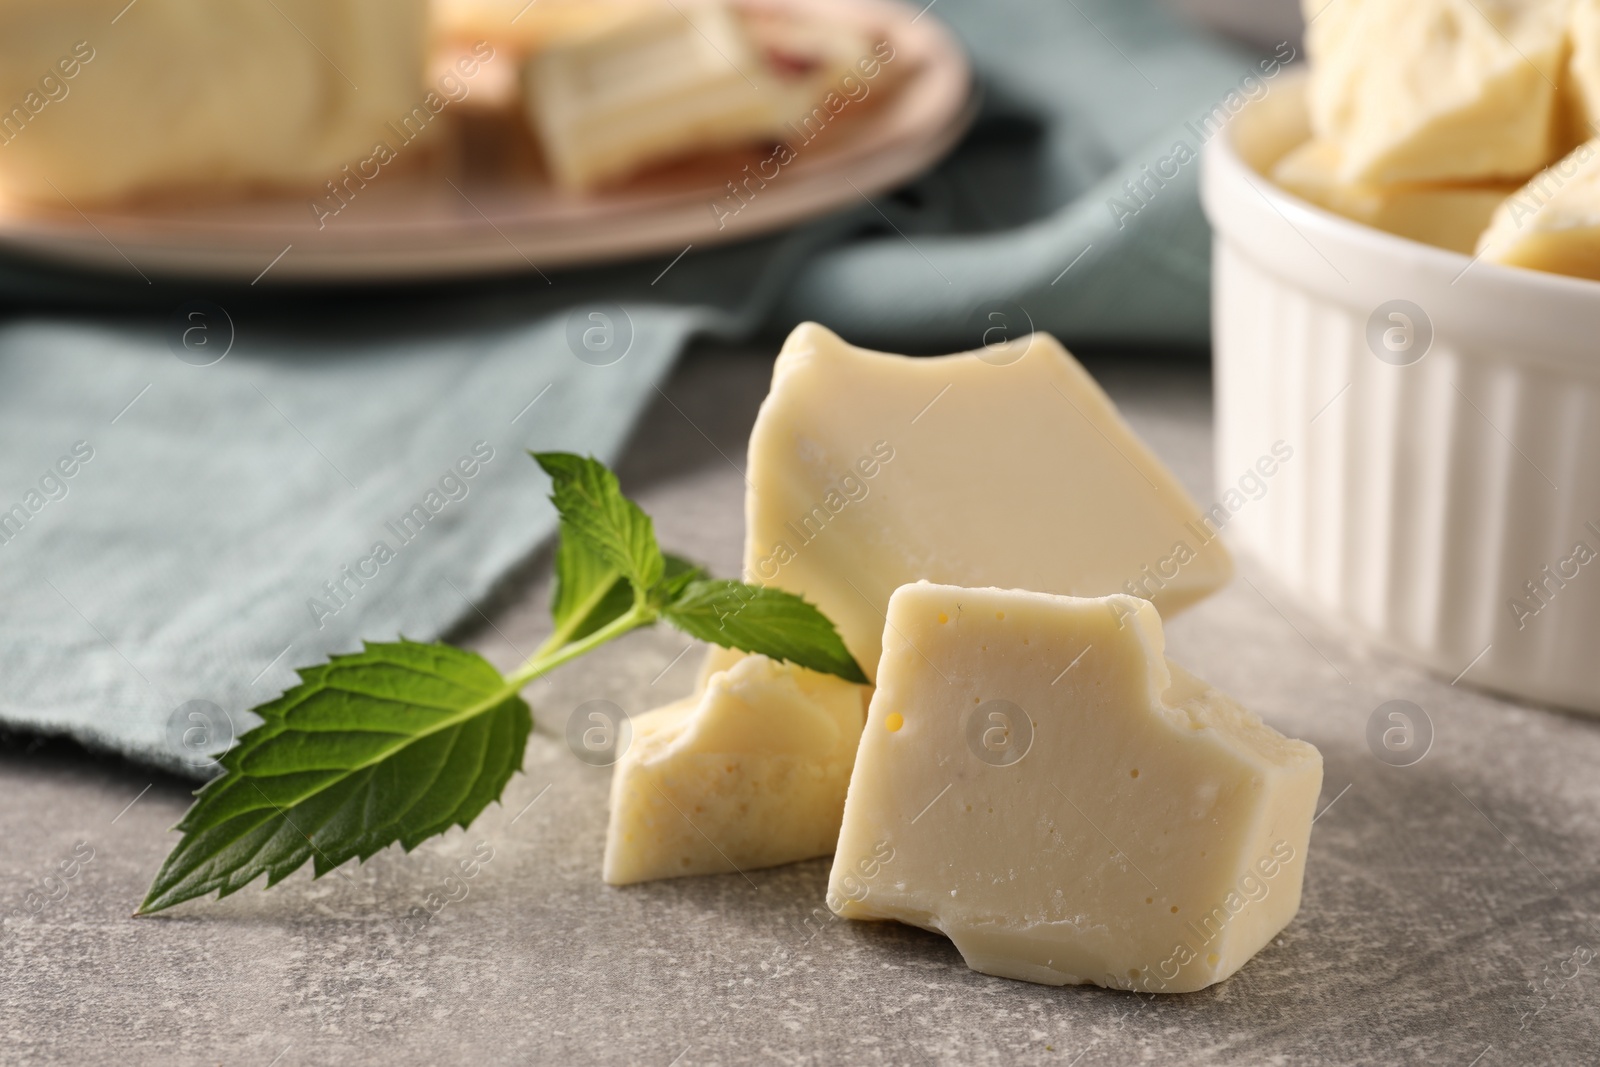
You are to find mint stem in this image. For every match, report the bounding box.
[507,604,656,691]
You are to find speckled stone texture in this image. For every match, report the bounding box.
[2,345,1597,1066]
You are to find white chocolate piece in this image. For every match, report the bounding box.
[521,2,874,191]
[433,0,652,55]
[1272,139,1514,253]
[827,582,1323,992]
[523,4,786,191]
[1564,0,1600,145]
[743,323,1232,683]
[1477,137,1600,279]
[603,650,868,885]
[1302,0,1567,184]
[0,0,427,204]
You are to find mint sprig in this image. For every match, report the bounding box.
[139,452,865,914]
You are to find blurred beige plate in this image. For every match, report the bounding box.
[0,0,972,284]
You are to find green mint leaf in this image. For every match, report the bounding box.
[663,579,869,685]
[653,553,707,606]
[548,520,629,646]
[139,641,529,915]
[532,452,663,592]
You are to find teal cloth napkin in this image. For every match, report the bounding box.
[0,0,1259,775]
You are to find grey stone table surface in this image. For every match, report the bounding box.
[3,343,1598,1067]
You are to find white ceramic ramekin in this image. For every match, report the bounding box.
[1202,75,1600,716]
